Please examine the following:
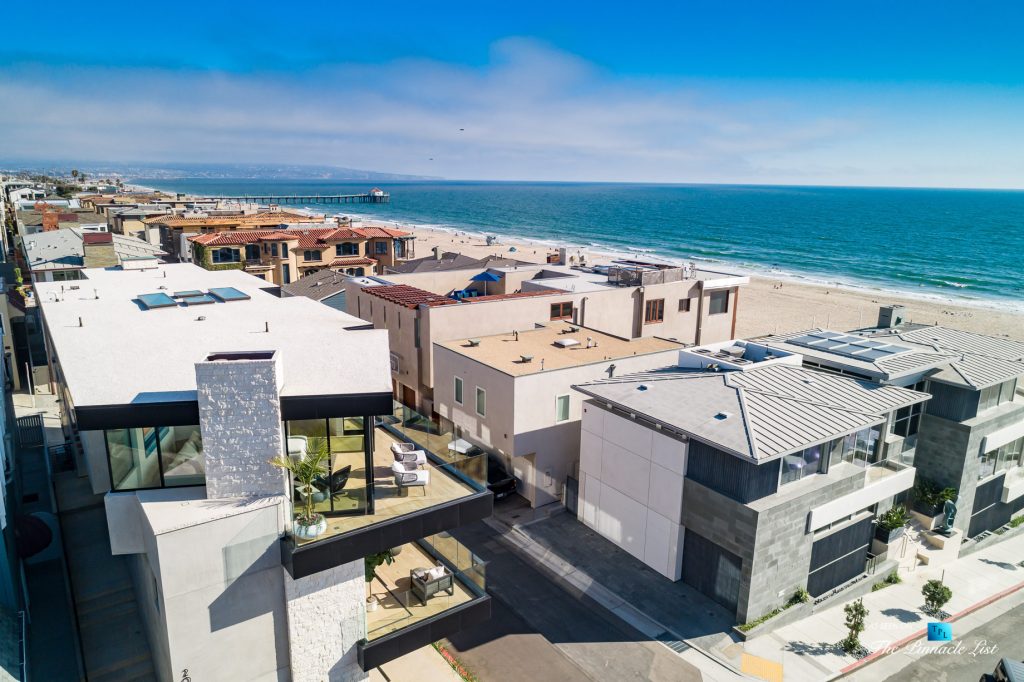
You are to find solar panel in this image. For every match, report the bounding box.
[787,332,910,361]
[182,294,216,305]
[173,290,204,298]
[208,287,251,302]
[138,292,177,309]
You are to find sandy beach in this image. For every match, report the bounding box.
[378,223,1024,342]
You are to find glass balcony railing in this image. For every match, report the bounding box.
[365,534,487,642]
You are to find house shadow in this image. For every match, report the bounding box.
[979,558,1016,570]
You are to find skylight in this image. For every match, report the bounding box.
[209,287,251,302]
[182,294,216,305]
[138,292,177,309]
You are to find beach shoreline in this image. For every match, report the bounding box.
[363,219,1024,341]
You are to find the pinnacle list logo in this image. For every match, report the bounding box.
[927,622,952,641]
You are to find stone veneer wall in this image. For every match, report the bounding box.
[916,402,1024,534]
[282,560,368,682]
[195,354,289,500]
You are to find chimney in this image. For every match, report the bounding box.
[82,232,118,268]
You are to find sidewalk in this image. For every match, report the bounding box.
[369,644,462,682]
[738,531,1024,681]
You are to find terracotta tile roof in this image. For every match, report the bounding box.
[188,230,295,246]
[354,226,412,239]
[364,284,458,309]
[328,256,377,267]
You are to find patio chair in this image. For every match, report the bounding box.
[391,442,418,456]
[287,435,308,460]
[314,465,352,500]
[392,461,430,495]
[410,565,455,605]
[393,449,427,467]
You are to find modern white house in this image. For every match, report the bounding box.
[35,263,492,681]
[573,339,928,624]
[432,321,684,508]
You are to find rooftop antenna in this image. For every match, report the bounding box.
[513,330,519,341]
[265,321,270,333]
[78,316,83,327]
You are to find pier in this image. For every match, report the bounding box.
[205,191,389,205]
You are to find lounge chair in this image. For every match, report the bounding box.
[314,465,352,500]
[392,461,429,495]
[393,450,427,467]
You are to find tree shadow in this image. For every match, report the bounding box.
[880,607,922,623]
[784,640,843,657]
[979,558,1016,570]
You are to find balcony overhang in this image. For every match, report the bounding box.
[357,595,491,671]
[807,463,916,532]
[281,491,493,579]
[1002,471,1024,504]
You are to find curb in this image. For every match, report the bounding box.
[838,578,1024,675]
[483,517,749,679]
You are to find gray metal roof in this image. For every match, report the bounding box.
[22,228,166,271]
[280,268,349,302]
[574,364,928,463]
[762,325,1024,389]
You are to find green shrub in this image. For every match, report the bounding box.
[840,599,868,654]
[922,579,952,613]
[1010,516,1024,529]
[877,504,910,531]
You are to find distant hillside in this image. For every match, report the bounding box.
[3,160,440,181]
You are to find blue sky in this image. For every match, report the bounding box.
[3,1,1024,186]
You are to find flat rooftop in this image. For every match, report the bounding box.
[35,263,391,408]
[437,321,684,377]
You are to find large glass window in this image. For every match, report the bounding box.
[979,436,1024,480]
[550,302,573,321]
[284,417,372,516]
[105,425,204,490]
[211,247,240,264]
[245,244,260,261]
[375,241,388,255]
[336,242,359,256]
[454,377,464,405]
[708,290,729,315]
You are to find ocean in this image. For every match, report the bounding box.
[140,179,1024,312]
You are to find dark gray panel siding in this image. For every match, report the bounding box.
[925,382,979,422]
[806,517,873,597]
[686,440,779,503]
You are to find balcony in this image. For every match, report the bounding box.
[282,414,492,579]
[358,534,490,670]
[807,459,917,532]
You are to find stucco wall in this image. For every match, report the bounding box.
[81,429,111,495]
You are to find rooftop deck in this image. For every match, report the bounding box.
[438,320,683,377]
[292,427,485,547]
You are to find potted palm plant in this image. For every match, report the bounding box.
[270,438,329,539]
[365,551,396,612]
[875,504,910,543]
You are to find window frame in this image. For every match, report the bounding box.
[555,394,570,423]
[550,301,573,321]
[679,298,691,313]
[475,387,486,417]
[454,376,464,405]
[303,249,321,262]
[708,290,730,315]
[644,298,665,324]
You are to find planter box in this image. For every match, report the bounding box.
[875,525,906,543]
[910,508,944,531]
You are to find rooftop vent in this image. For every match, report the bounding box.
[554,338,580,349]
[466,339,481,347]
[637,384,649,392]
[714,411,731,420]
[520,355,533,363]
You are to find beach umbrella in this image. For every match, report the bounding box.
[471,270,501,295]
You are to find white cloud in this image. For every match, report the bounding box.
[2,38,1022,186]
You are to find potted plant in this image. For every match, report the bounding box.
[365,550,396,612]
[269,438,329,539]
[875,504,910,543]
[912,479,957,528]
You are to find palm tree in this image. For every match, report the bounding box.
[269,437,329,528]
[71,169,79,180]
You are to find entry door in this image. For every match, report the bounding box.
[401,385,417,410]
